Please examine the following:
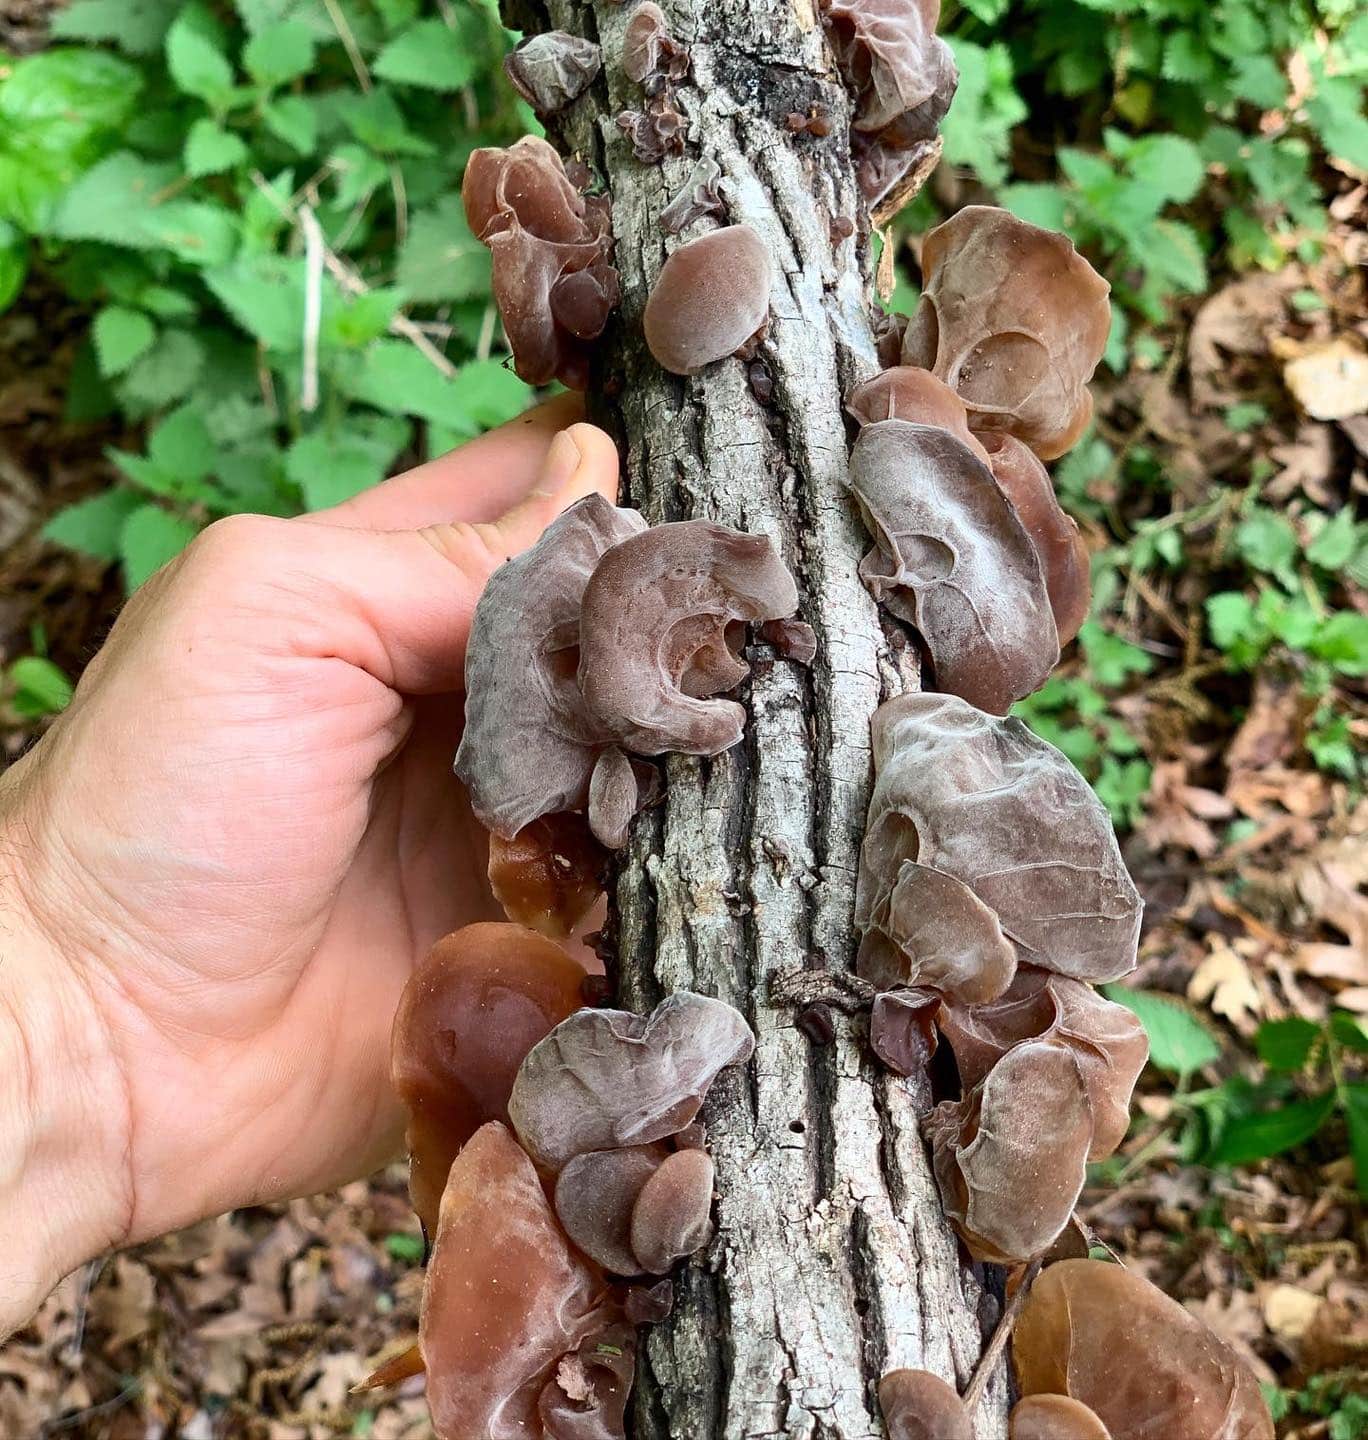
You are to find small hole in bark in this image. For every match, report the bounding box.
[789,1120,805,1134]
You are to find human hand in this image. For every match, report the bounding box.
[0,397,619,1335]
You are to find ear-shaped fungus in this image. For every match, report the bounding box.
[927,1040,1093,1263]
[555,1145,669,1275]
[622,2,689,88]
[902,206,1111,461]
[539,1323,637,1440]
[847,418,1059,714]
[858,693,1142,985]
[869,988,940,1075]
[1013,1260,1275,1440]
[1011,1396,1114,1440]
[629,1147,715,1273]
[462,136,620,389]
[877,1369,973,1440]
[509,991,755,1172]
[488,813,608,938]
[577,521,799,754]
[392,925,587,1236]
[643,226,772,375]
[938,966,1148,1159]
[455,493,646,838]
[659,155,726,235]
[504,32,602,116]
[846,366,989,460]
[421,1122,610,1440]
[617,96,687,164]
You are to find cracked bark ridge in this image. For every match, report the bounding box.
[500,0,1008,1435]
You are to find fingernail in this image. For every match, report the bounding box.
[532,428,584,501]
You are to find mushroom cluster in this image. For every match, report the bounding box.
[857,692,1146,1262]
[844,207,1108,710]
[381,924,755,1439]
[455,493,803,930]
[616,1,690,163]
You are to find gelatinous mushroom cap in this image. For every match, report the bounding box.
[622,1,689,86]
[981,431,1092,645]
[1011,1395,1114,1440]
[504,32,603,116]
[848,418,1059,714]
[539,1322,637,1440]
[392,924,587,1236]
[927,1040,1093,1263]
[858,693,1142,984]
[877,1369,973,1440]
[487,813,607,938]
[643,226,772,375]
[902,206,1111,460]
[555,1145,669,1275]
[456,494,646,839]
[868,988,940,1076]
[629,1147,716,1273]
[421,1123,609,1440]
[1014,1260,1275,1440]
[660,156,726,235]
[845,366,990,461]
[938,966,1147,1159]
[509,992,755,1172]
[577,520,799,754]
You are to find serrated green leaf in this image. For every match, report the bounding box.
[42,488,143,562]
[262,96,319,154]
[1305,509,1360,572]
[451,359,532,433]
[50,0,180,55]
[1309,612,1368,675]
[374,19,478,91]
[1255,1017,1322,1072]
[1102,986,1221,1077]
[1306,76,1368,171]
[338,88,436,156]
[325,288,406,347]
[999,182,1071,232]
[286,415,410,509]
[244,19,316,87]
[5,656,74,719]
[165,10,236,105]
[120,505,199,588]
[1204,1090,1335,1167]
[1128,134,1206,204]
[1235,507,1300,586]
[93,306,156,377]
[397,195,491,303]
[148,405,215,486]
[1143,219,1208,294]
[117,329,205,414]
[184,119,250,178]
[334,339,470,425]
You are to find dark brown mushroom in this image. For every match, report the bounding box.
[847,417,1059,714]
[659,155,727,235]
[539,1323,637,1440]
[577,520,799,755]
[487,813,608,938]
[629,1148,716,1273]
[622,1,689,87]
[616,95,687,164]
[643,226,772,375]
[587,746,641,849]
[554,1145,670,1275]
[877,1369,973,1440]
[868,988,940,1076]
[845,366,991,461]
[1011,1395,1114,1440]
[504,32,602,116]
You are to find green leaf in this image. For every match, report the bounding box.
[450,359,533,433]
[262,96,319,154]
[1306,76,1368,171]
[243,19,316,87]
[338,88,436,156]
[118,329,206,414]
[325,288,406,347]
[285,416,410,509]
[147,405,216,487]
[6,656,74,719]
[42,488,144,562]
[1204,1090,1335,1167]
[1309,612,1368,676]
[0,221,27,315]
[334,339,473,426]
[1128,134,1206,204]
[1343,1082,1368,1198]
[373,19,478,91]
[397,195,491,303]
[205,255,318,350]
[1331,1013,1368,1056]
[1305,509,1360,572]
[120,505,199,589]
[1102,986,1221,1077]
[50,0,180,55]
[383,1231,425,1263]
[1078,621,1153,687]
[999,183,1071,233]
[1255,1017,1322,1072]
[93,306,156,377]
[184,119,250,178]
[1142,219,1208,294]
[1236,507,1300,587]
[165,9,236,106]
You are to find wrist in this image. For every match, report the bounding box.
[0,767,133,1339]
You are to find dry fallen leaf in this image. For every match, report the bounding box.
[1188,946,1263,1031]
[1279,336,1368,420]
[1261,1284,1321,1343]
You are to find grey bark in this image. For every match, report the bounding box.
[504,1,1012,1434]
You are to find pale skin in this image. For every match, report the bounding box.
[0,398,621,1340]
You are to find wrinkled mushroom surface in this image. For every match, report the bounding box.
[902,206,1111,461]
[848,418,1059,714]
[456,494,647,838]
[392,924,586,1236]
[1014,1260,1275,1440]
[504,32,602,115]
[858,693,1142,984]
[877,1369,973,1440]
[660,155,726,234]
[578,521,799,754]
[509,992,755,1171]
[462,136,620,389]
[616,95,687,164]
[629,1147,716,1273]
[555,1145,669,1275]
[539,1323,637,1440]
[487,813,608,938]
[421,1123,609,1440]
[928,1040,1093,1263]
[643,226,772,375]
[938,966,1147,1159]
[1011,1395,1114,1440]
[622,1,689,87]
[846,366,990,460]
[869,988,940,1076]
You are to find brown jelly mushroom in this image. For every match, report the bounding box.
[643,226,772,375]
[846,366,990,461]
[488,813,608,939]
[659,155,727,234]
[858,693,1142,986]
[760,617,818,665]
[577,521,799,754]
[504,32,602,116]
[616,95,687,164]
[391,924,586,1236]
[622,2,689,87]
[455,493,646,839]
[421,1123,609,1440]
[847,417,1059,714]
[902,206,1111,461]
[1013,1260,1275,1440]
[587,746,640,850]
[629,1147,716,1273]
[1011,1395,1114,1440]
[938,966,1148,1159]
[981,431,1091,645]
[877,1369,973,1440]
[868,988,939,1075]
[462,136,620,389]
[539,1323,637,1440]
[555,1145,670,1275]
[927,1040,1093,1263]
[509,991,756,1172]
[624,1278,674,1324]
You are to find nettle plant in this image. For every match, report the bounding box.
[347,3,1277,1437]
